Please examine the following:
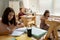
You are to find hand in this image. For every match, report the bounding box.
[17,23,24,28]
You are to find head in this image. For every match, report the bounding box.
[2,7,16,26]
[20,8,26,13]
[43,10,50,17]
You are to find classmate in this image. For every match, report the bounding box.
[40,10,50,30]
[18,8,26,20]
[0,7,24,35]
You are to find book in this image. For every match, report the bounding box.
[15,27,27,32]
[11,30,24,36]
[32,27,47,38]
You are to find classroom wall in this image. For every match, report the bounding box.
[0,0,9,17]
[29,0,40,13]
[0,0,21,17]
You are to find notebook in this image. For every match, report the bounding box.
[11,30,24,36]
[15,27,27,32]
[32,27,47,38]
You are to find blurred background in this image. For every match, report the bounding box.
[0,0,60,17]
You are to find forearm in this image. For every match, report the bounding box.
[0,28,12,35]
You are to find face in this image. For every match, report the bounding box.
[45,13,50,19]
[21,8,26,13]
[8,12,14,21]
[45,13,49,17]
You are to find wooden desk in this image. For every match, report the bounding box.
[44,20,60,40]
[21,15,36,26]
[0,31,46,40]
[16,34,32,40]
[0,34,46,40]
[0,35,14,40]
[0,34,32,40]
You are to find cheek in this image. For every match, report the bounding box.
[10,16,14,19]
[46,14,49,16]
[8,16,13,20]
[8,16,10,19]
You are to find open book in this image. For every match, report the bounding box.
[11,30,24,36]
[11,27,47,37]
[32,27,47,38]
[15,27,27,32]
[11,27,27,36]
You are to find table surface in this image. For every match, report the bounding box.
[16,34,32,40]
[0,34,32,40]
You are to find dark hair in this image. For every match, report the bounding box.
[20,8,22,11]
[43,10,50,16]
[2,7,17,26]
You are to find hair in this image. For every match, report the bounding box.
[2,7,17,26]
[20,8,22,11]
[43,10,50,16]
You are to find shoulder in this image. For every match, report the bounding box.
[0,20,6,29]
[40,16,45,20]
[0,19,8,27]
[0,20,2,25]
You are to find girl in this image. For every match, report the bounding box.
[0,7,24,35]
[40,10,50,30]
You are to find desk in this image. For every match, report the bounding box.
[44,20,60,40]
[0,34,46,40]
[0,34,33,40]
[21,15,36,26]
[0,34,32,40]
[0,35,14,40]
[16,34,32,40]
[0,29,46,40]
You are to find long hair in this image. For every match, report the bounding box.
[2,7,17,26]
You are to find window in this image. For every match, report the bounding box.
[23,0,60,16]
[54,0,60,16]
[39,0,53,15]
